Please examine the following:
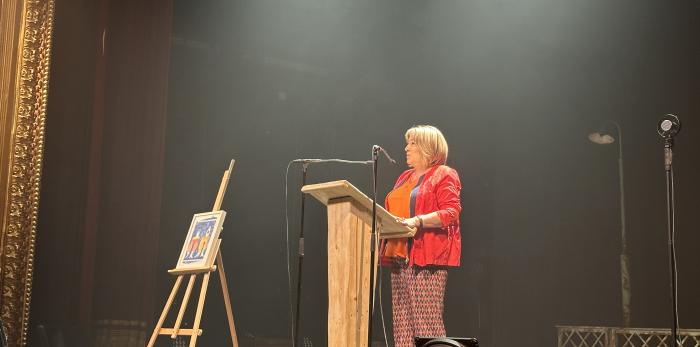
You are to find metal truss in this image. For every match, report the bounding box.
[557,326,700,347]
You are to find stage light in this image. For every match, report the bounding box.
[588,121,618,144]
[657,114,680,139]
[588,131,615,144]
[588,120,631,327]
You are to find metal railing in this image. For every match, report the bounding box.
[557,326,700,347]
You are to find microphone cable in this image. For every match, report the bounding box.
[284,160,296,346]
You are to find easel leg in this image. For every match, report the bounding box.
[148,275,184,347]
[217,252,239,347]
[172,274,197,338]
[189,272,212,347]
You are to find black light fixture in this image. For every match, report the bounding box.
[414,337,479,347]
[657,114,681,139]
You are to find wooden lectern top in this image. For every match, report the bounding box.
[302,180,415,239]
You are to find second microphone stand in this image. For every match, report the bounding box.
[366,147,380,347]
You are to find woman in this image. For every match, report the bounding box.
[381,125,462,347]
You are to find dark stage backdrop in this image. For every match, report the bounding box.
[158,1,700,346]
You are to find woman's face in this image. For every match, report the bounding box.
[405,136,425,169]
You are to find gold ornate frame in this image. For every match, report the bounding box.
[0,0,55,345]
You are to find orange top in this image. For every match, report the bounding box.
[383,178,416,260]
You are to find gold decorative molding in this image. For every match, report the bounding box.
[0,0,55,346]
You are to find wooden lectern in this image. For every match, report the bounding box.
[302,180,415,347]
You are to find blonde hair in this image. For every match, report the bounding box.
[405,125,449,166]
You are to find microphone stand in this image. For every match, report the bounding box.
[293,162,308,347]
[290,158,371,347]
[663,137,679,347]
[367,146,380,347]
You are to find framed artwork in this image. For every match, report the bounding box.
[175,211,227,270]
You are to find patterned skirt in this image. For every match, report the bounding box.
[390,265,448,347]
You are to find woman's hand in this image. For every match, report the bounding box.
[396,213,443,229]
[397,216,421,229]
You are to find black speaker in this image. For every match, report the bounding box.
[414,336,479,347]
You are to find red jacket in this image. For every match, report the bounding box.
[384,165,462,267]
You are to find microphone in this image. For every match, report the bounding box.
[372,145,397,164]
[658,114,681,139]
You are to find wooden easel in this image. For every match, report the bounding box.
[147,160,239,347]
